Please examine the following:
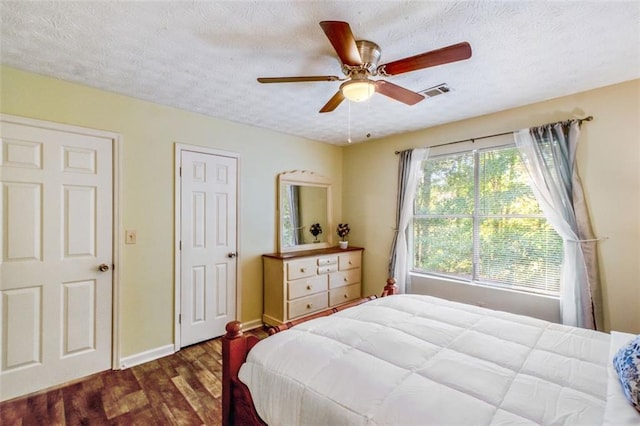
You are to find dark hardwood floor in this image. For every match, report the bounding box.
[0,328,268,425]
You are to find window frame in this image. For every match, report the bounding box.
[409,137,562,297]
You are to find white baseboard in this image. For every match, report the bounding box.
[119,321,264,370]
[262,314,281,328]
[119,344,175,369]
[242,319,264,331]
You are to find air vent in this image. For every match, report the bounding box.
[419,83,452,98]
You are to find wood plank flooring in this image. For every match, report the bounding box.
[0,328,268,426]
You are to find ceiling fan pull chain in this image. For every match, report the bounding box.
[347,100,352,143]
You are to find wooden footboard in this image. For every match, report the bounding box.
[222,280,397,425]
[221,321,265,425]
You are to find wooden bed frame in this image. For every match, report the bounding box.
[222,278,398,425]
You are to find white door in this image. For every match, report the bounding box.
[180,150,237,347]
[0,119,113,401]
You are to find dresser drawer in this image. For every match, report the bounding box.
[317,256,338,266]
[329,283,361,306]
[329,268,361,289]
[287,258,317,280]
[288,292,328,319]
[339,252,361,270]
[317,264,338,275]
[288,275,328,300]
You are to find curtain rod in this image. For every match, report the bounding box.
[394,116,593,154]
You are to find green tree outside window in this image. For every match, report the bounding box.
[412,146,562,295]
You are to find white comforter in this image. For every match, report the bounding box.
[239,294,616,425]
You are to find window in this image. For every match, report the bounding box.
[412,145,562,296]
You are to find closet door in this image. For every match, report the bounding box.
[179,149,237,347]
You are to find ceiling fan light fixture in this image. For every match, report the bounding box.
[341,80,375,102]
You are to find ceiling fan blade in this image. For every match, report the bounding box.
[257,76,341,83]
[319,21,362,66]
[374,80,424,105]
[319,90,345,113]
[377,42,472,76]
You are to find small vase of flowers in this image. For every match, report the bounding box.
[309,223,322,243]
[337,223,350,249]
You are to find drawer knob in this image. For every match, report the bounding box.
[306,303,313,309]
[343,293,348,298]
[349,260,352,265]
[306,285,312,290]
[343,277,348,282]
[300,268,306,273]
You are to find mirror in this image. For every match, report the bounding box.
[278,170,333,252]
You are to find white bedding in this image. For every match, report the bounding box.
[239,294,632,425]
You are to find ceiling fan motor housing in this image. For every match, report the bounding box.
[342,40,381,76]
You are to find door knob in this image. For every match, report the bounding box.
[227,252,238,258]
[98,264,110,272]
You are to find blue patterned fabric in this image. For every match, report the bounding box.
[613,334,640,412]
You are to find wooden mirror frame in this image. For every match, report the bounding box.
[277,170,333,253]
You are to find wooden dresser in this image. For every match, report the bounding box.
[262,247,363,326]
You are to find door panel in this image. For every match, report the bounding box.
[2,286,41,369]
[180,150,237,347]
[3,182,42,261]
[191,265,206,323]
[62,279,96,355]
[64,185,96,257]
[0,120,113,401]
[215,262,228,316]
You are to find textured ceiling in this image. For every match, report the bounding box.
[1,1,639,145]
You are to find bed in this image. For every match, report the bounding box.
[222,281,639,425]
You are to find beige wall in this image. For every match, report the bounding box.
[0,66,343,357]
[343,79,640,334]
[3,63,638,364]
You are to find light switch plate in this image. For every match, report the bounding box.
[125,230,137,244]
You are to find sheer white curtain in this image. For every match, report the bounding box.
[288,185,302,245]
[388,148,429,293]
[514,121,600,329]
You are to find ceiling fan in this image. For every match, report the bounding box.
[257,21,472,113]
